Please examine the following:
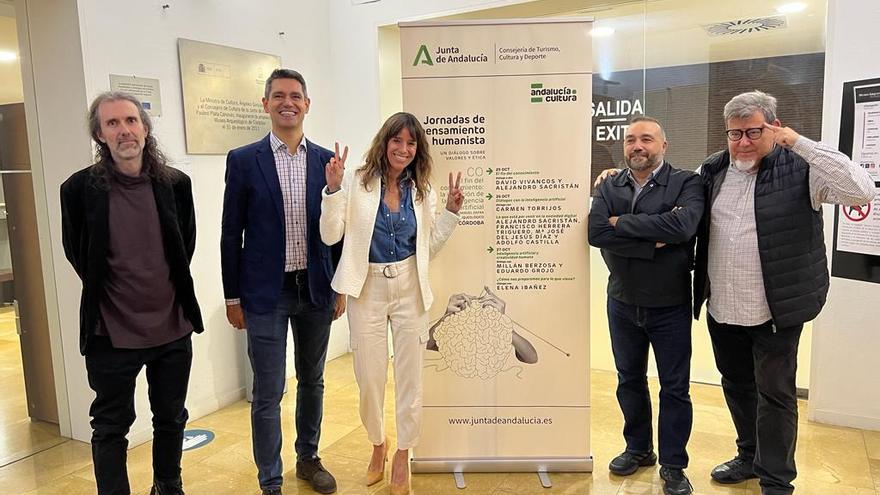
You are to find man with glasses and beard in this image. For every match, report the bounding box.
[693,91,874,494]
[589,116,704,495]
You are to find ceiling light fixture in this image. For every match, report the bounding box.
[0,51,17,62]
[590,26,615,38]
[777,2,807,14]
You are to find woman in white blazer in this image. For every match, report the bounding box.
[320,112,463,495]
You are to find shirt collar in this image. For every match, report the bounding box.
[626,161,665,186]
[269,132,307,155]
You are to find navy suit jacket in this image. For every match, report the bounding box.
[221,135,341,314]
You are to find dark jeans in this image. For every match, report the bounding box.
[607,297,693,469]
[244,271,334,490]
[707,314,802,495]
[85,334,193,495]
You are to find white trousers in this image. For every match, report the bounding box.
[347,256,428,450]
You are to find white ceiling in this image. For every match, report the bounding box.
[436,0,827,71]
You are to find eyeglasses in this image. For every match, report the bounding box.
[726,128,764,141]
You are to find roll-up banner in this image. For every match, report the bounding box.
[400,18,593,473]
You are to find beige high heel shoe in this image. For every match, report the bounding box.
[366,440,387,486]
[390,450,410,495]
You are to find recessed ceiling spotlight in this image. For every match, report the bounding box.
[0,51,17,62]
[590,26,615,38]
[777,2,807,14]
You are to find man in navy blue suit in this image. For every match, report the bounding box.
[221,69,344,495]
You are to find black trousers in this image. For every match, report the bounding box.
[85,334,193,495]
[707,314,802,495]
[607,298,693,468]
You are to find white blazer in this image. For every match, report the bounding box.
[320,170,459,312]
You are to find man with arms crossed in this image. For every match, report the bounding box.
[221,69,345,495]
[589,116,704,495]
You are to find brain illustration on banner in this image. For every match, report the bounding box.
[433,303,514,379]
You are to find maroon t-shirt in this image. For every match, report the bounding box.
[98,171,192,348]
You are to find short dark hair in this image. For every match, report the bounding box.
[629,116,667,140]
[264,68,308,99]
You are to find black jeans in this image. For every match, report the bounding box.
[85,334,193,495]
[707,314,802,495]
[607,297,693,469]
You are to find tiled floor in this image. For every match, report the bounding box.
[0,351,878,494]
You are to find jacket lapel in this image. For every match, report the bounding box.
[84,178,109,267]
[256,135,285,224]
[305,139,324,223]
[414,183,427,241]
[151,178,179,264]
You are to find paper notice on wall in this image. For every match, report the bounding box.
[109,75,162,117]
[836,82,880,256]
[836,190,880,256]
[852,83,880,180]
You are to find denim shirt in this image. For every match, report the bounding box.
[369,181,418,263]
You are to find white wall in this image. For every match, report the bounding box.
[808,0,880,431]
[20,0,349,443]
[327,0,528,166]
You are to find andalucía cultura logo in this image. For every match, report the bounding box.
[530,82,577,103]
[412,44,488,67]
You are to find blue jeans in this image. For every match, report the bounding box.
[607,297,693,469]
[245,273,334,490]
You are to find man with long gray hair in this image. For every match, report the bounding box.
[61,92,203,495]
[693,90,874,494]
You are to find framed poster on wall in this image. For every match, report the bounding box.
[831,77,880,283]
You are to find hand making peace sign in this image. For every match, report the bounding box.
[446,171,464,214]
[325,141,348,193]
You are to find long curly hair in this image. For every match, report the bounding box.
[358,112,432,202]
[87,91,171,188]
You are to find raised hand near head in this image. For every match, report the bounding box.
[325,142,348,192]
[762,122,801,149]
[446,171,464,214]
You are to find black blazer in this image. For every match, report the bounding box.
[60,165,204,355]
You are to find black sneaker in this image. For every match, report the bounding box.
[659,467,693,495]
[261,488,281,495]
[296,457,337,494]
[711,457,757,484]
[608,450,657,475]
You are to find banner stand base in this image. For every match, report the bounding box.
[411,457,593,473]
